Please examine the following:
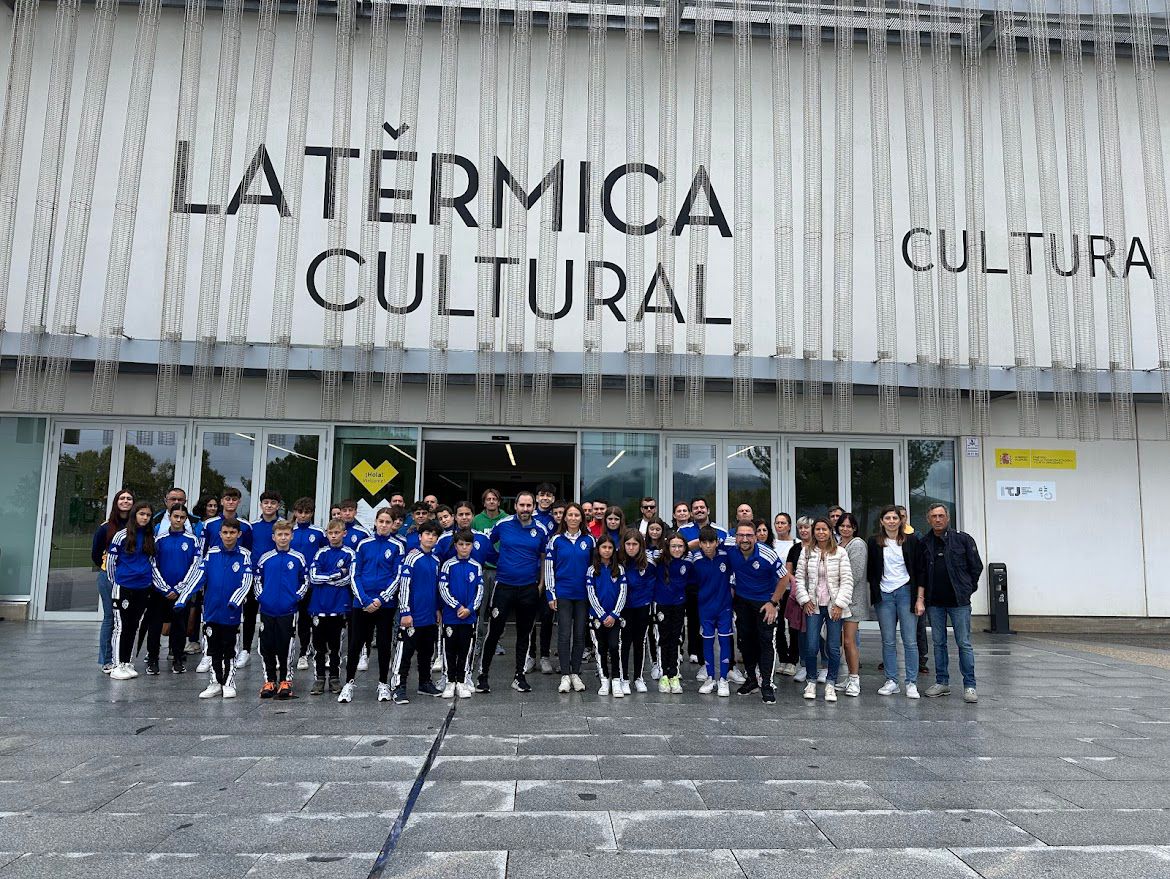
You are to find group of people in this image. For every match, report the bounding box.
[92,481,984,706]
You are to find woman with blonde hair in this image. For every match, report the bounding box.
[795,516,853,702]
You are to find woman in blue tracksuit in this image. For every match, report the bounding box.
[544,503,594,695]
[654,532,691,694]
[107,502,156,681]
[619,529,656,695]
[586,534,627,698]
[151,505,201,674]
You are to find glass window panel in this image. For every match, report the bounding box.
[727,443,772,528]
[264,433,321,518]
[671,441,718,525]
[581,432,659,524]
[333,427,418,524]
[793,446,838,522]
[0,418,45,599]
[908,439,957,534]
[47,426,111,612]
[849,447,896,538]
[200,431,256,518]
[122,426,178,508]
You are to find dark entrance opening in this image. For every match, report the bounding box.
[421,440,575,508]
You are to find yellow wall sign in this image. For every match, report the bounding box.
[994,448,1077,470]
[350,459,399,495]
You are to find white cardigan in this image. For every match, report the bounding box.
[795,545,855,615]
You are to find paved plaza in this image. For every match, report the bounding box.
[3,622,1170,878]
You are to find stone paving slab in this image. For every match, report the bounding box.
[0,853,259,879]
[504,849,745,879]
[733,847,982,879]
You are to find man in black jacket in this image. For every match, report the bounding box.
[915,504,983,703]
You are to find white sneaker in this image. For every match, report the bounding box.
[558,675,571,694]
[727,667,746,684]
[816,668,827,684]
[338,682,355,703]
[845,675,861,697]
[110,663,134,681]
[540,657,554,675]
[803,681,817,700]
[670,676,683,694]
[698,678,717,695]
[964,687,978,703]
[441,683,456,699]
[650,662,662,681]
[777,663,793,676]
[523,655,537,674]
[696,666,709,682]
[658,676,671,693]
[235,649,250,669]
[570,674,586,692]
[357,647,369,672]
[101,662,115,675]
[196,655,212,674]
[878,679,900,696]
[793,667,808,683]
[633,678,648,693]
[716,679,730,697]
[297,655,309,671]
[620,679,632,695]
[377,682,392,702]
[906,683,920,700]
[457,683,472,698]
[598,679,611,696]
[612,678,625,698]
[222,683,237,698]
[834,679,849,691]
[199,681,222,699]
[432,655,444,672]
[824,685,837,703]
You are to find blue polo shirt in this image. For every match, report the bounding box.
[726,543,786,603]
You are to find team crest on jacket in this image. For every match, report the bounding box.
[232,562,241,572]
[181,542,189,551]
[529,529,537,537]
[719,563,727,572]
[384,549,393,559]
[681,564,688,574]
[287,560,295,570]
[752,560,760,569]
[336,559,345,568]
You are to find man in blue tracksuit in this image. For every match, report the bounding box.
[393,522,443,704]
[690,526,734,697]
[254,519,309,699]
[725,521,787,704]
[152,505,201,674]
[438,530,485,698]
[338,506,405,704]
[290,498,326,669]
[308,520,356,695]
[477,491,550,694]
[175,519,253,699]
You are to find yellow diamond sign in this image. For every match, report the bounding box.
[350,459,398,496]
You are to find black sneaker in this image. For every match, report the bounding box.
[328,677,341,694]
[737,678,760,696]
[418,680,442,697]
[761,686,777,704]
[392,686,410,705]
[172,658,186,674]
[309,677,325,695]
[511,674,532,693]
[146,660,160,676]
[475,675,491,694]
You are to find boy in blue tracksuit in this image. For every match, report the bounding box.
[308,519,357,694]
[654,533,692,694]
[338,506,405,704]
[438,530,484,698]
[290,497,326,669]
[586,535,628,697]
[241,490,283,668]
[337,499,371,551]
[152,505,201,675]
[175,519,253,699]
[392,522,443,704]
[690,525,733,696]
[254,519,309,699]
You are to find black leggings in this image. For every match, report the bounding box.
[296,593,313,657]
[345,606,397,683]
[259,612,296,683]
[443,623,476,685]
[620,604,652,682]
[556,598,589,675]
[312,615,345,678]
[240,592,260,653]
[479,583,540,678]
[145,590,185,663]
[655,603,686,678]
[112,588,150,664]
[591,619,622,679]
[685,586,702,658]
[206,622,239,685]
[394,623,438,687]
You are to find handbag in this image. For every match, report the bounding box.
[784,552,809,633]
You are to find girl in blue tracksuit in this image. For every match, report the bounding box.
[619,529,657,695]
[152,505,200,674]
[586,534,627,697]
[107,502,157,681]
[438,530,485,697]
[654,533,692,693]
[308,520,357,693]
[543,503,594,693]
[175,519,253,699]
[254,521,309,698]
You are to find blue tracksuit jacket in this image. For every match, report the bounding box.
[106,529,154,594]
[623,558,657,609]
[726,543,786,603]
[254,549,309,617]
[689,549,733,617]
[290,522,326,561]
[542,531,595,601]
[398,548,441,625]
[586,564,628,623]
[352,532,405,608]
[490,515,550,587]
[656,556,693,607]
[308,545,356,616]
[153,529,201,594]
[202,516,254,554]
[436,529,499,567]
[438,557,485,625]
[175,545,254,626]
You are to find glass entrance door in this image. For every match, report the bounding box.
[667,437,778,530]
[785,439,903,536]
[38,422,189,619]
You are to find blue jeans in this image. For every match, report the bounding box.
[928,604,976,688]
[97,570,113,666]
[803,607,842,684]
[876,584,919,684]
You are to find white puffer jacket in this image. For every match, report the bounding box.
[795,545,854,616]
